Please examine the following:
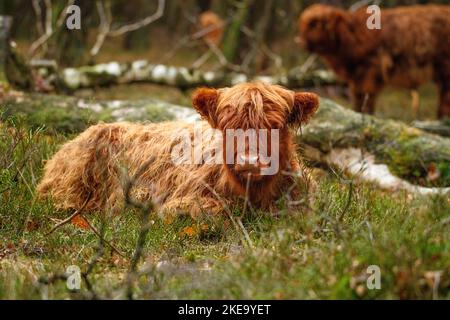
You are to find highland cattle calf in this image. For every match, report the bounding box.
[198,11,224,47]
[37,82,319,216]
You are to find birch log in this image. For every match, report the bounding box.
[37,60,339,91]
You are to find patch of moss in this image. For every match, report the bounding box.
[1,100,100,134]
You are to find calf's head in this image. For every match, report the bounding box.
[298,4,381,58]
[192,82,319,186]
[298,4,352,54]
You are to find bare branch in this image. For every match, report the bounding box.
[45,192,92,236]
[29,0,53,57]
[83,215,125,258]
[28,0,75,58]
[32,0,45,38]
[90,0,112,57]
[90,0,165,58]
[108,0,165,37]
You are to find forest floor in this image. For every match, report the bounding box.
[0,83,448,299]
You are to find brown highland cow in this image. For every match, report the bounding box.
[37,83,319,216]
[198,11,224,47]
[298,4,450,118]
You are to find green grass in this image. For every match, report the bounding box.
[0,114,448,300]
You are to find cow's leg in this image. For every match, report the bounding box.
[437,82,450,119]
[351,87,378,114]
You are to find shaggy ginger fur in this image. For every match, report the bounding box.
[298,4,450,118]
[198,11,224,47]
[37,82,319,216]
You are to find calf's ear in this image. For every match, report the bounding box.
[288,92,319,126]
[192,87,219,127]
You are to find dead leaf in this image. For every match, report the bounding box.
[427,163,440,181]
[180,226,197,238]
[26,219,40,231]
[71,215,89,230]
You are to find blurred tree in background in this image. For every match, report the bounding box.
[0,0,447,72]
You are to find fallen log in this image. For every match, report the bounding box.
[34,60,339,91]
[1,90,195,133]
[412,120,450,137]
[1,91,449,191]
[300,99,450,190]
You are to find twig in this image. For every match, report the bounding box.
[45,192,92,236]
[29,0,75,57]
[81,221,106,300]
[119,157,156,299]
[32,0,46,52]
[83,215,125,257]
[90,0,166,58]
[364,220,374,243]
[176,166,254,249]
[191,50,213,69]
[163,12,228,65]
[242,173,252,218]
[90,0,112,57]
[108,0,165,37]
[205,40,242,72]
[122,157,156,211]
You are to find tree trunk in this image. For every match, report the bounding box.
[221,0,251,64]
[0,15,32,90]
[0,15,12,85]
[245,0,274,75]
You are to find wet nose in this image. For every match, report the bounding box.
[239,153,259,164]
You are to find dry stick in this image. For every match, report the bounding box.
[108,0,166,37]
[125,214,153,300]
[242,173,252,218]
[90,0,166,58]
[261,44,283,71]
[122,157,156,211]
[45,192,92,236]
[38,221,106,300]
[29,0,75,57]
[158,18,232,66]
[32,0,46,52]
[176,166,253,249]
[191,50,213,69]
[82,215,125,258]
[81,221,106,300]
[120,157,156,299]
[29,0,53,57]
[90,0,112,57]
[298,54,317,75]
[364,220,374,243]
[206,40,242,72]
[189,15,229,68]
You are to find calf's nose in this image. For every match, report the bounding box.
[239,153,259,164]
